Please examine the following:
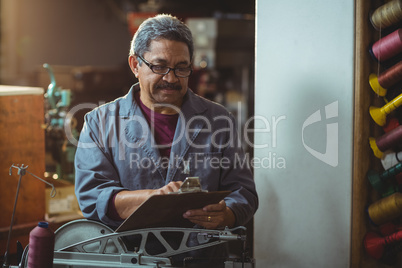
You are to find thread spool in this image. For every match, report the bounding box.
[364,230,402,261]
[369,125,402,158]
[381,150,402,184]
[381,184,400,198]
[369,92,402,126]
[28,222,54,268]
[369,61,402,96]
[383,117,400,133]
[370,29,402,62]
[382,150,402,169]
[368,163,402,193]
[368,193,402,225]
[371,0,402,30]
[379,221,398,236]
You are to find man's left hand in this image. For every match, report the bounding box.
[183,200,235,229]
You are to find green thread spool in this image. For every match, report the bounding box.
[381,184,400,198]
[368,162,402,193]
[368,193,402,225]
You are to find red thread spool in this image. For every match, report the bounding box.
[379,221,398,236]
[371,29,402,62]
[28,222,54,268]
[369,61,402,96]
[379,61,402,88]
[383,117,400,133]
[370,125,402,158]
[364,230,402,260]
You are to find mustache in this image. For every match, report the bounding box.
[155,82,182,90]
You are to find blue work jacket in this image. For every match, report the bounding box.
[75,83,258,229]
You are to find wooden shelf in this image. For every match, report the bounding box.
[0,86,46,256]
[352,1,401,267]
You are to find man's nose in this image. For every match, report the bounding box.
[163,69,179,83]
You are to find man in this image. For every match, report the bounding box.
[75,14,258,266]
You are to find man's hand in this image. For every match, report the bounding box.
[183,200,235,229]
[154,181,183,195]
[114,181,183,219]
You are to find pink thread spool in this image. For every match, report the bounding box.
[28,222,54,268]
[370,125,402,158]
[370,29,402,62]
[369,61,402,96]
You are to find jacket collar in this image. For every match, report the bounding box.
[121,83,208,181]
[118,83,207,117]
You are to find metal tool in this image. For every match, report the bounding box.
[43,63,77,183]
[2,164,55,268]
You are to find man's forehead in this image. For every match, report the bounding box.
[147,39,190,60]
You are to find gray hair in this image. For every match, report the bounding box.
[129,14,194,63]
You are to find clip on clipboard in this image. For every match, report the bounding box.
[116,178,230,232]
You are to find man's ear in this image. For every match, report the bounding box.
[128,55,139,78]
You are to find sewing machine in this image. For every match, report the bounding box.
[16,219,254,267]
[5,177,254,267]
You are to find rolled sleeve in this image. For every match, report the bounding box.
[218,114,258,226]
[75,113,126,228]
[221,150,258,226]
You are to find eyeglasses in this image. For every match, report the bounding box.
[137,55,192,78]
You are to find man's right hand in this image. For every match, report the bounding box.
[113,181,183,219]
[154,181,183,195]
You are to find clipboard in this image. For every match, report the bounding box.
[115,191,230,232]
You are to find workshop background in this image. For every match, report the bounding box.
[0,0,397,267]
[0,0,256,266]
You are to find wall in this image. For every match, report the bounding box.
[0,0,131,85]
[254,1,354,267]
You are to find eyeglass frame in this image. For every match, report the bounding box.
[136,54,193,78]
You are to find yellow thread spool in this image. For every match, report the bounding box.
[368,192,402,225]
[369,73,387,97]
[369,137,384,159]
[370,92,402,126]
[371,0,402,30]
